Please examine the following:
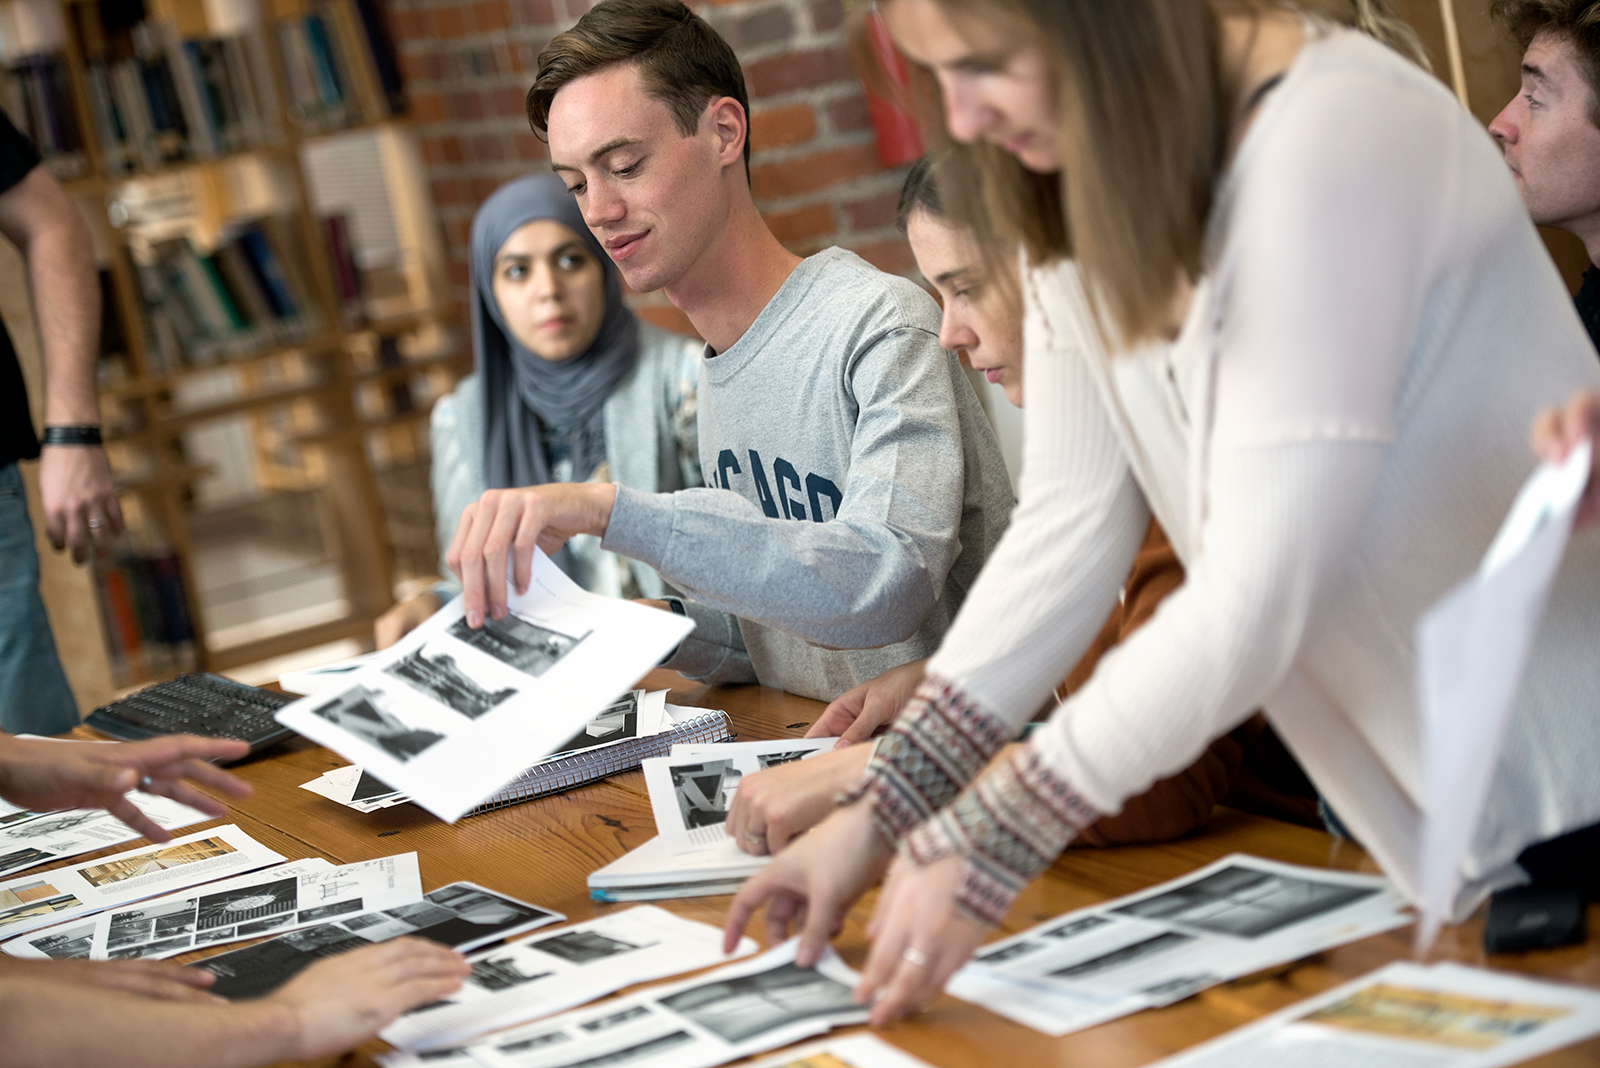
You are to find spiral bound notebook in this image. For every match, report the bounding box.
[468,705,733,815]
[300,702,734,817]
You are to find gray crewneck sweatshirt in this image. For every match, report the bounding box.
[603,247,1014,701]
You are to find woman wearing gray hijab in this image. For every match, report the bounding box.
[375,173,701,646]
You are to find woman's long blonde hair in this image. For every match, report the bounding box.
[892,0,1427,346]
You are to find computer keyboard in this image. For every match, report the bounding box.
[84,673,298,760]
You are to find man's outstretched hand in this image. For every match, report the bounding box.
[446,483,617,628]
[0,734,251,840]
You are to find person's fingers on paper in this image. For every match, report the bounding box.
[512,501,542,598]
[725,862,782,952]
[859,852,985,1026]
[270,938,470,1060]
[814,659,925,746]
[105,794,172,842]
[448,499,490,626]
[740,747,873,855]
[478,491,522,622]
[764,889,800,948]
[809,682,868,740]
[724,782,766,856]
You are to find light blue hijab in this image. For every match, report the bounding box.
[471,173,639,494]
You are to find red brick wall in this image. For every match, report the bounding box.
[386,0,917,334]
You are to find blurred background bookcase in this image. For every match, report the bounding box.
[2,0,466,703]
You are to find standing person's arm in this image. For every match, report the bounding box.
[0,166,121,564]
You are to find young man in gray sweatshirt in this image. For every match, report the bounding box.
[447,0,1013,702]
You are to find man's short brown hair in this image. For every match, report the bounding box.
[528,0,751,170]
[1492,0,1600,125]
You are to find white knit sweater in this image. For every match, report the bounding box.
[916,29,1600,917]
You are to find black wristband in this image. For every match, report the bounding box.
[42,425,102,446]
[665,598,688,617]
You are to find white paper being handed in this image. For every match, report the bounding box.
[274,549,693,822]
[1414,440,1591,954]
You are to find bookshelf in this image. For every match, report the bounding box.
[4,0,464,692]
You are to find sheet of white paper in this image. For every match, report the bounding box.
[948,853,1411,1036]
[381,905,758,1051]
[1144,961,1600,1068]
[742,1034,941,1068]
[643,738,835,854]
[275,553,692,822]
[194,882,565,1001]
[0,791,213,878]
[88,852,423,960]
[1415,441,1591,952]
[379,940,867,1068]
[302,690,677,814]
[3,859,329,959]
[0,825,285,942]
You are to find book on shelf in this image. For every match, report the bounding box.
[0,53,87,180]
[70,1,283,173]
[134,216,319,371]
[320,212,362,327]
[277,0,401,133]
[94,547,199,687]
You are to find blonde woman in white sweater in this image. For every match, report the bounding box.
[724,0,1600,1024]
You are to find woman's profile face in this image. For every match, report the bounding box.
[881,0,1060,173]
[491,219,607,361]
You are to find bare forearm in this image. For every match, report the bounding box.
[0,979,300,1068]
[27,195,100,424]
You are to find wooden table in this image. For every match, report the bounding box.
[151,672,1600,1066]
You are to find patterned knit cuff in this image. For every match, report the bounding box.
[904,745,1101,926]
[836,675,1011,846]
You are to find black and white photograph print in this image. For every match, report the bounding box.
[579,1005,652,1034]
[541,1030,692,1068]
[110,934,191,958]
[1111,864,1378,939]
[4,811,98,840]
[446,613,589,677]
[975,940,1044,965]
[26,921,94,959]
[107,899,196,948]
[669,760,741,830]
[550,693,639,756]
[391,883,558,949]
[658,962,861,1044]
[1046,931,1195,980]
[529,928,646,965]
[0,846,54,875]
[296,898,364,924]
[1044,915,1112,941]
[756,749,813,769]
[384,647,517,720]
[197,877,298,930]
[468,954,555,993]
[311,685,445,763]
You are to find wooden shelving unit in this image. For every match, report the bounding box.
[12,0,466,689]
